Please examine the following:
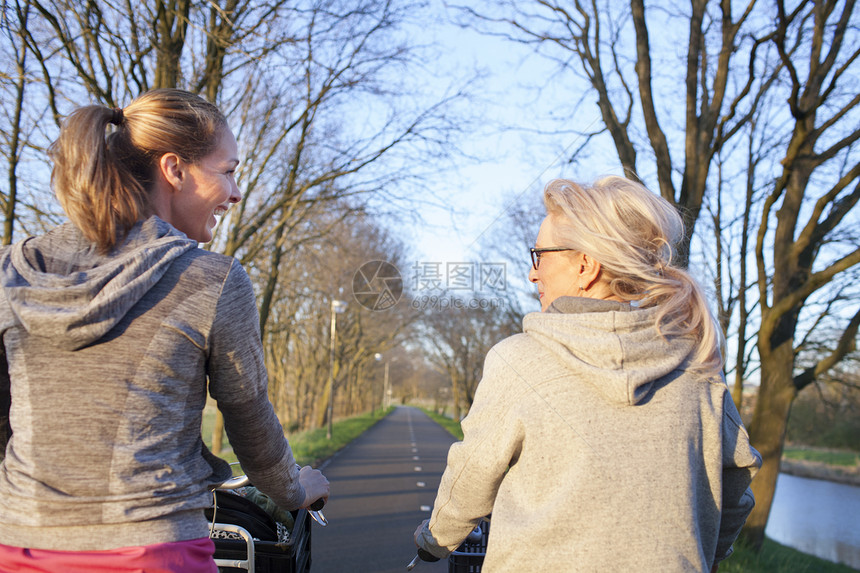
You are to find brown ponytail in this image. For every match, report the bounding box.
[48,89,227,252]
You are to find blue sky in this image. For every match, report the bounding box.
[407,2,624,268]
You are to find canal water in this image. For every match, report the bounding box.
[765,473,860,569]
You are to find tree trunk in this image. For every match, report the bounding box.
[257,226,286,338]
[315,359,337,430]
[199,0,238,101]
[153,0,191,89]
[450,370,462,421]
[742,340,797,550]
[211,409,225,455]
[5,2,28,246]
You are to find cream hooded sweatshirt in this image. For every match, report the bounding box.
[417,297,760,572]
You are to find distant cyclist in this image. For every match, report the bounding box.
[0,89,328,572]
[415,177,760,572]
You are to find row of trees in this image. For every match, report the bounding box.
[260,210,417,432]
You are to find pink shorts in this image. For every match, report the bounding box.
[0,537,218,573]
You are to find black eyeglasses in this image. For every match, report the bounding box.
[530,247,573,270]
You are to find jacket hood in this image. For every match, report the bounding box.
[523,297,697,405]
[1,216,197,350]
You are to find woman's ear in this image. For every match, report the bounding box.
[579,253,602,290]
[158,152,184,193]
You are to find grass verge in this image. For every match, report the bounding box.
[721,538,858,572]
[783,446,860,467]
[421,408,463,440]
[288,407,394,466]
[202,407,394,469]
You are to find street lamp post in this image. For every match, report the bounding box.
[374,353,391,413]
[374,353,383,415]
[383,360,390,409]
[327,299,347,440]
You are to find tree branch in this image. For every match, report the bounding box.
[793,304,860,391]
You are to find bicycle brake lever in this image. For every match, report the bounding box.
[309,508,327,526]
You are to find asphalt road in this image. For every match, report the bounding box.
[310,406,457,573]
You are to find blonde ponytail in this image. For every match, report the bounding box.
[543,176,725,373]
[48,89,227,253]
[49,106,146,252]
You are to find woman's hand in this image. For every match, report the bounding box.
[298,465,330,509]
[414,518,430,547]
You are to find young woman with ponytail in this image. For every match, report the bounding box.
[415,177,761,572]
[0,89,328,572]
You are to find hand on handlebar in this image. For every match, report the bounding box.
[298,465,329,510]
[413,518,430,547]
[407,518,443,569]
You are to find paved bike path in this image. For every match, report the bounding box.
[311,406,457,573]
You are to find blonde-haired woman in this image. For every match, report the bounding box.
[415,177,761,572]
[0,89,328,572]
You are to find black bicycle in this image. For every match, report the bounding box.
[208,473,327,573]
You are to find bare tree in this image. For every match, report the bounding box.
[455,0,775,265]
[420,294,519,419]
[258,207,418,432]
[212,2,462,337]
[0,0,30,244]
[701,106,782,411]
[0,0,64,242]
[742,0,860,548]
[476,187,545,318]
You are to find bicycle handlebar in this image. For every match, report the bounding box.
[212,468,328,526]
[214,474,251,490]
[406,548,440,570]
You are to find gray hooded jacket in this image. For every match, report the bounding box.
[417,297,761,572]
[0,217,304,551]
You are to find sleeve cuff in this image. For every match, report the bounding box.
[416,522,453,560]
